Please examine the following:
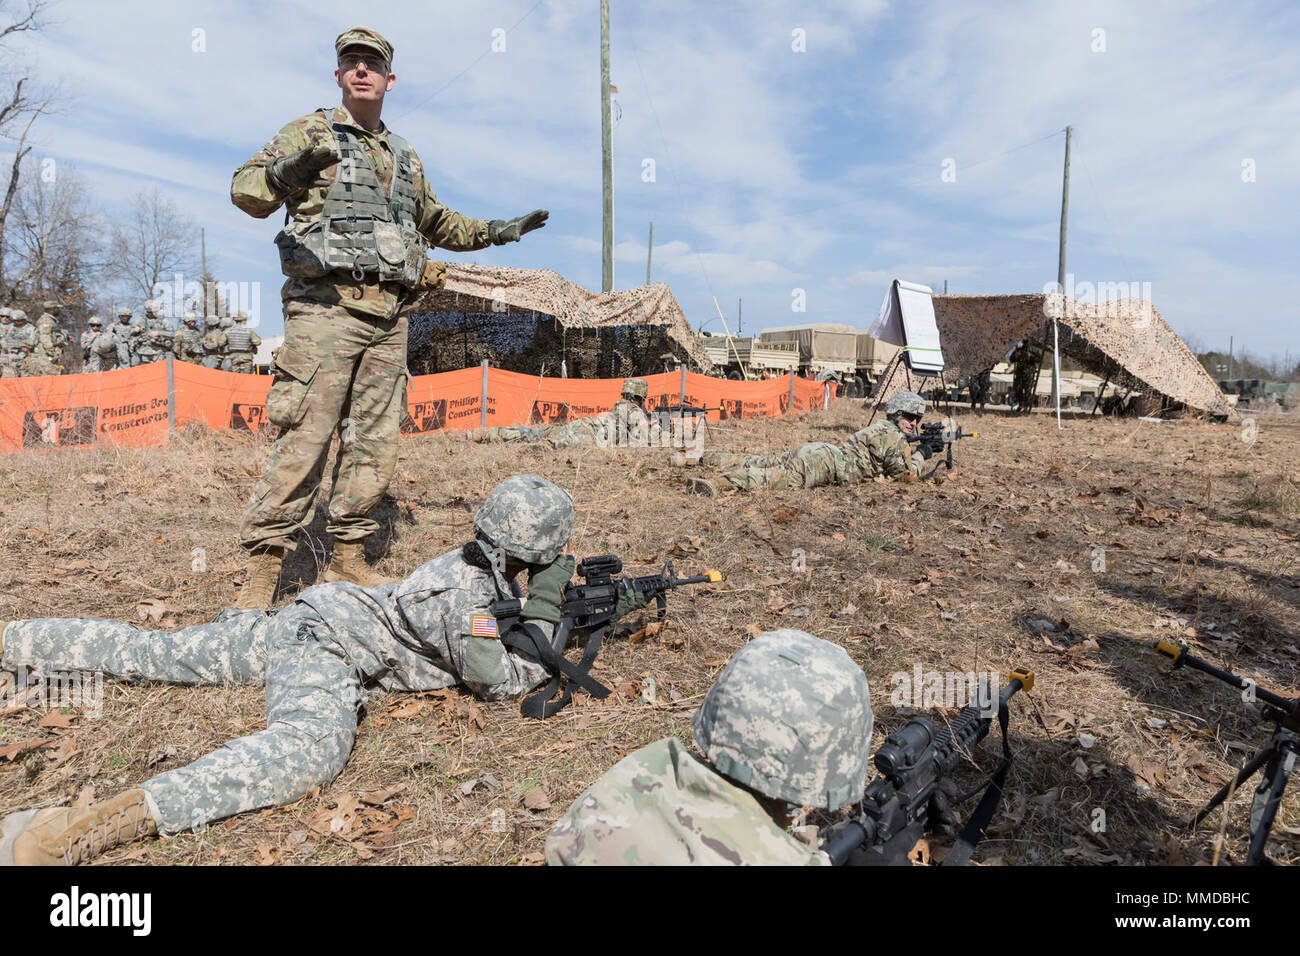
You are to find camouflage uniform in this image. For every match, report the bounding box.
[86,331,120,372]
[231,104,494,552]
[471,388,653,450]
[201,326,225,369]
[134,303,173,365]
[547,630,873,866]
[1,547,554,835]
[1,315,35,378]
[34,304,68,368]
[18,347,57,377]
[172,315,206,364]
[719,420,922,491]
[111,310,142,367]
[223,313,261,373]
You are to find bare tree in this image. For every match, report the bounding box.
[0,0,53,299]
[102,186,200,303]
[12,163,98,300]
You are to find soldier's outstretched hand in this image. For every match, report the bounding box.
[489,209,549,245]
[266,144,339,193]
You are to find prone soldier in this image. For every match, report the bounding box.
[467,378,652,448]
[546,629,873,865]
[0,476,597,866]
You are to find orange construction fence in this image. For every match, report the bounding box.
[0,360,835,453]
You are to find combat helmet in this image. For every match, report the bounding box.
[144,299,161,315]
[182,311,198,324]
[692,629,873,810]
[885,389,926,417]
[88,316,103,327]
[474,474,574,573]
[0,308,10,321]
[621,377,649,401]
[116,307,132,319]
[11,309,26,322]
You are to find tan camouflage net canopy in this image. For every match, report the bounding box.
[409,265,711,376]
[878,293,1230,417]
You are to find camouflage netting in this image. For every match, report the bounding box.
[407,265,710,377]
[876,293,1232,418]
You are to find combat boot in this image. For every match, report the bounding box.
[2,789,157,866]
[323,541,396,587]
[686,478,718,498]
[235,546,286,609]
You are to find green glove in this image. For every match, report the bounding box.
[265,145,338,194]
[488,209,549,245]
[612,581,648,623]
[520,555,575,624]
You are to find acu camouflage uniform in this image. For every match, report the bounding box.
[547,630,873,866]
[1,546,553,835]
[719,419,923,491]
[232,103,493,551]
[111,313,142,367]
[134,306,174,365]
[0,318,35,378]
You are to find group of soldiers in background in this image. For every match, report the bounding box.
[0,300,261,377]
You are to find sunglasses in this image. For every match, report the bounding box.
[338,53,390,75]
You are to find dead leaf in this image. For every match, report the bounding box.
[37,711,78,729]
[522,788,552,811]
[744,623,763,639]
[908,838,931,865]
[135,598,168,623]
[0,739,52,762]
[358,783,407,806]
[770,506,798,523]
[628,621,663,644]
[255,844,281,866]
[146,744,177,768]
[831,532,846,542]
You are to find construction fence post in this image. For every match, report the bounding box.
[788,371,795,415]
[480,359,489,427]
[165,354,176,438]
[679,365,686,406]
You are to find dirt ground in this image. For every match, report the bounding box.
[1,399,1297,866]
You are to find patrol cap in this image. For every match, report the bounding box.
[42,300,59,310]
[335,26,393,64]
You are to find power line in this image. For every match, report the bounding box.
[393,0,548,119]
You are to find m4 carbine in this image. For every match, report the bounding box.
[821,667,1033,866]
[905,421,978,475]
[494,555,722,719]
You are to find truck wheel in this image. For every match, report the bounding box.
[728,370,743,380]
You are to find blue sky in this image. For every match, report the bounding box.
[6,0,1298,361]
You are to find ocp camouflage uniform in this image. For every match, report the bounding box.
[232,104,493,552]
[201,328,225,368]
[0,546,551,836]
[18,350,58,377]
[223,318,261,373]
[719,419,922,491]
[173,325,206,364]
[544,737,828,865]
[134,312,174,365]
[34,312,67,367]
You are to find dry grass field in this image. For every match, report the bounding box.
[1,399,1297,866]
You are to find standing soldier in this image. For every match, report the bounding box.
[201,319,225,369]
[34,301,68,371]
[18,342,58,377]
[80,316,104,366]
[224,311,260,373]
[229,25,549,607]
[87,321,121,372]
[112,307,142,367]
[173,312,206,364]
[134,300,173,365]
[2,311,35,377]
[0,308,13,377]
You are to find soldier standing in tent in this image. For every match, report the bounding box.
[224,311,260,373]
[229,25,549,607]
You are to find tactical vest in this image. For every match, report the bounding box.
[225,325,253,352]
[202,329,223,351]
[274,112,428,289]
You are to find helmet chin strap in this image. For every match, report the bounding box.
[482,541,514,597]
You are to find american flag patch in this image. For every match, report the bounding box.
[470,615,498,638]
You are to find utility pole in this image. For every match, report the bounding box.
[645,221,653,285]
[600,0,613,292]
[200,227,208,323]
[1053,125,1072,430]
[1228,335,1234,379]
[738,298,742,335]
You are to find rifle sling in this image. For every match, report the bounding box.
[501,620,612,719]
[942,700,1013,866]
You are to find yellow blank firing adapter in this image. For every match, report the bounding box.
[1008,667,1034,692]
[1153,639,1183,663]
[705,570,723,583]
